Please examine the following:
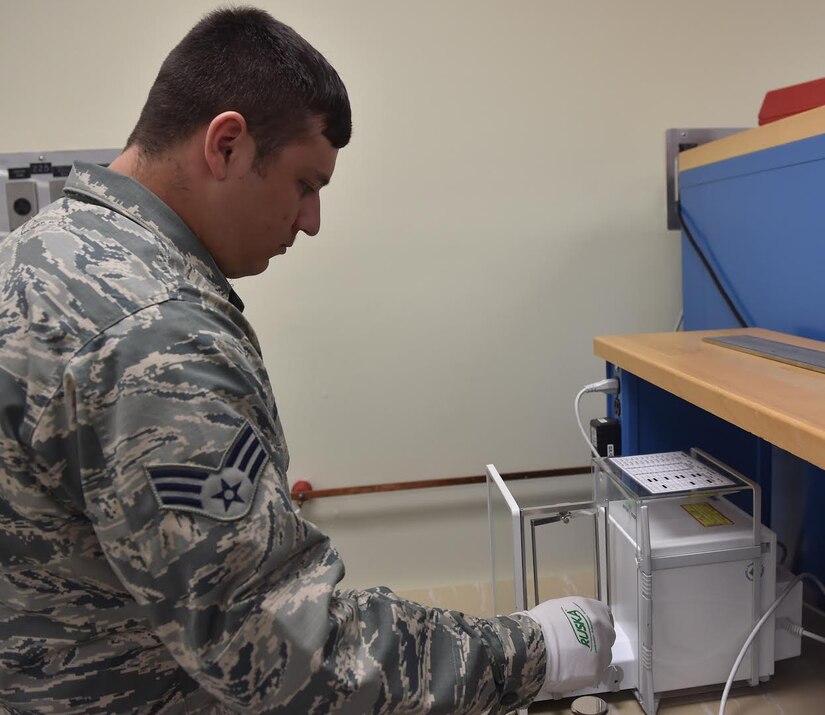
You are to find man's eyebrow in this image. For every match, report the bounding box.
[313,171,331,187]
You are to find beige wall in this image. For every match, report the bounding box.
[3,1,825,611]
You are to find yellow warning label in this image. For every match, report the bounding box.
[682,502,733,527]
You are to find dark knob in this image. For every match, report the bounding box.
[12,198,32,216]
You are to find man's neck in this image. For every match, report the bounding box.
[109,145,204,241]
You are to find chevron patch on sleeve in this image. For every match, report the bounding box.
[145,423,269,521]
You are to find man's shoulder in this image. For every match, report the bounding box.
[0,200,180,396]
[3,197,183,318]
[19,195,168,263]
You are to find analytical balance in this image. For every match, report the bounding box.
[486,449,802,713]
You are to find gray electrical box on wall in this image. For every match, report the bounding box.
[0,149,120,237]
[664,128,747,230]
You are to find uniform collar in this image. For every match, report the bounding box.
[64,161,245,313]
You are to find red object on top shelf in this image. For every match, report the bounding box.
[759,76,825,125]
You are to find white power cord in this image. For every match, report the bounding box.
[718,572,825,714]
[574,378,620,460]
[777,617,825,646]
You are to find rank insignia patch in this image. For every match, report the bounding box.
[145,423,269,521]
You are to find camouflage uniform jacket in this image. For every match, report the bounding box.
[0,162,545,714]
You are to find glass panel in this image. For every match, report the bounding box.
[505,473,596,609]
[527,509,598,609]
[504,472,593,512]
[486,468,522,615]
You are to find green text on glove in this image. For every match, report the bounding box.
[563,605,596,651]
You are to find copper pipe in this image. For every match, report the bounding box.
[290,465,591,507]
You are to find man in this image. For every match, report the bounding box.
[0,7,613,713]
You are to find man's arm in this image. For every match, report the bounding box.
[64,297,546,714]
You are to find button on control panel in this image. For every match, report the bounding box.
[5,180,38,232]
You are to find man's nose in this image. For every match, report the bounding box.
[295,199,320,236]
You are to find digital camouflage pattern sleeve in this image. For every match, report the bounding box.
[65,297,545,713]
[0,163,546,714]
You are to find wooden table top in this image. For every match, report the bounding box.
[593,328,825,470]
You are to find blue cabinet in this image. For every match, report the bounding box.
[676,118,825,587]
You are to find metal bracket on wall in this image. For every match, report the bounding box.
[665,128,748,230]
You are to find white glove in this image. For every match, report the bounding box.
[519,596,615,697]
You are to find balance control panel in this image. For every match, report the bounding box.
[608,451,740,495]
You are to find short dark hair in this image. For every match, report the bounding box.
[126,6,351,160]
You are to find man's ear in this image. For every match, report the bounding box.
[204,111,254,180]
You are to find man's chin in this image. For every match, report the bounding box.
[250,258,270,276]
[228,258,270,279]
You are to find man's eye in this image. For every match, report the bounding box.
[299,181,316,197]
